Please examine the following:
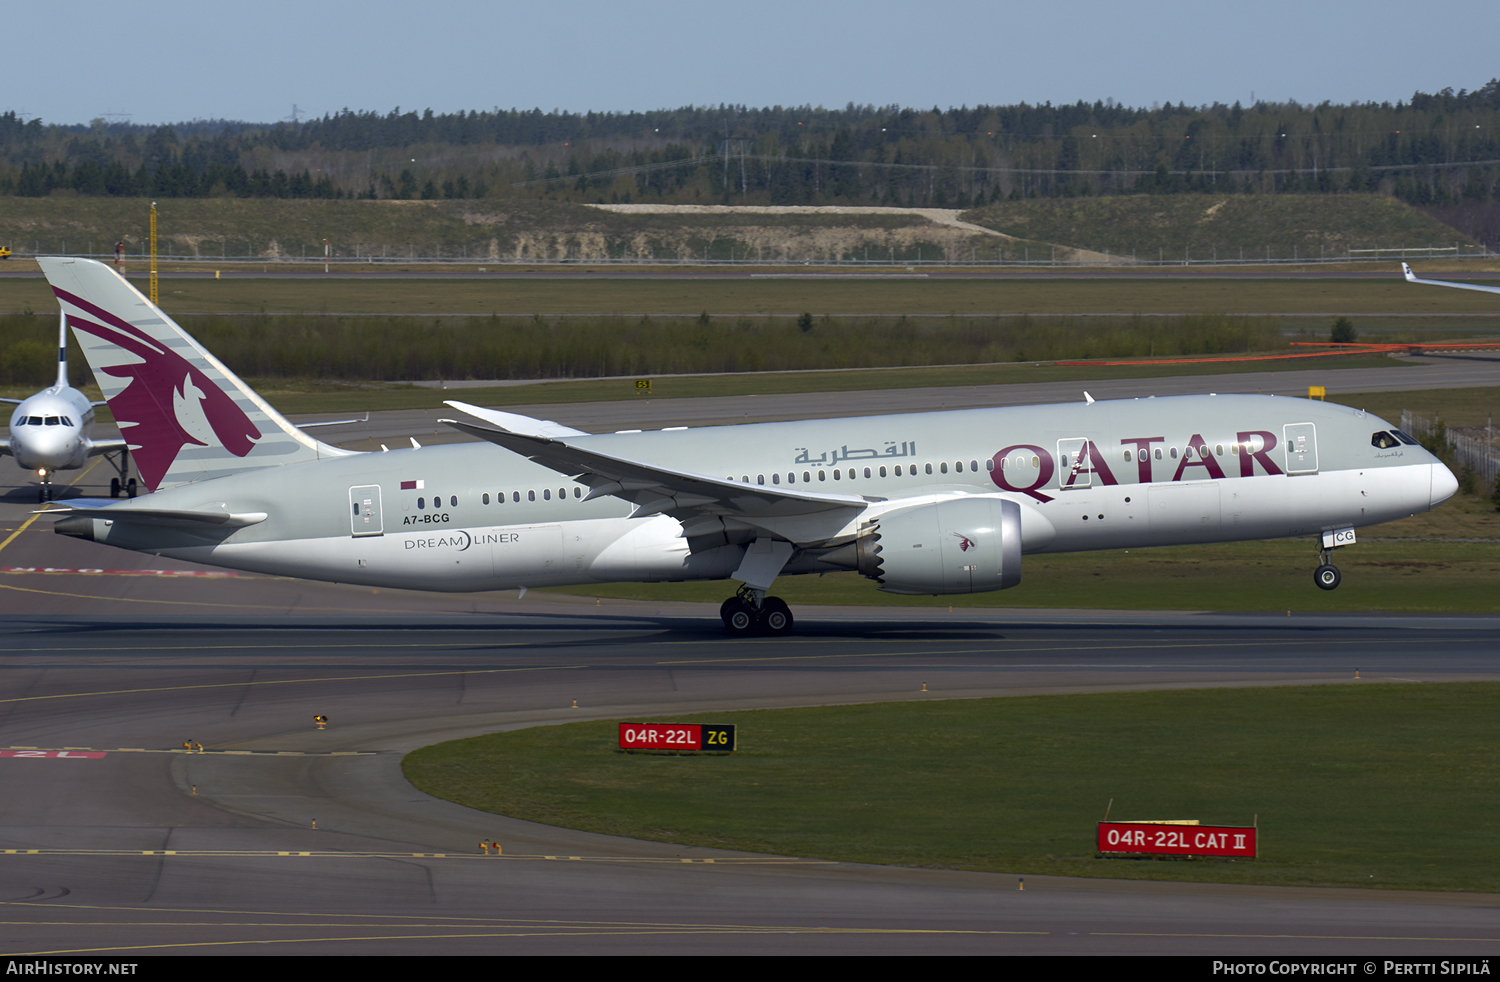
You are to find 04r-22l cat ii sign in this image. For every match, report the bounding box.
[36,258,1458,635]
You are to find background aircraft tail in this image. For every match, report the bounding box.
[39,257,356,492]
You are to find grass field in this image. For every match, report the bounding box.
[5,273,1500,317]
[401,683,1500,891]
[963,194,1483,260]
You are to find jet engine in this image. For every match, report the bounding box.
[819,496,1022,595]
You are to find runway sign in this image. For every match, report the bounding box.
[1097,822,1256,858]
[618,723,735,752]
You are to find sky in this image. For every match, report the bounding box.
[7,1,1499,127]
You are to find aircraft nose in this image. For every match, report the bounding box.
[1431,462,1459,507]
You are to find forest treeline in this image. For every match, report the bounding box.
[3,82,1500,207]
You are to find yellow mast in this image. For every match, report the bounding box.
[149,201,158,306]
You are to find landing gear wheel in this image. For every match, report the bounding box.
[759,597,793,635]
[1314,564,1341,591]
[110,477,121,498]
[38,487,48,503]
[126,478,137,498]
[721,599,757,635]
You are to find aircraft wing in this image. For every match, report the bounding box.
[444,401,588,438]
[0,438,9,457]
[441,414,871,545]
[1402,262,1500,296]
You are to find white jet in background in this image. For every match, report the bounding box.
[1,311,131,501]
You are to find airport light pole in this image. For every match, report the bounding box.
[149,202,158,306]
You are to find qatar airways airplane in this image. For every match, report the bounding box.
[36,257,1457,633]
[2,310,131,501]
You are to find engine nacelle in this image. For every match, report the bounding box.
[822,496,1022,595]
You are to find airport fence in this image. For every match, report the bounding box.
[8,243,1498,269]
[1401,410,1500,494]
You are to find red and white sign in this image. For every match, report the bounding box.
[619,723,707,750]
[0,750,107,759]
[1097,822,1257,858]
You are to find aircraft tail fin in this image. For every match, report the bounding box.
[38,257,356,492]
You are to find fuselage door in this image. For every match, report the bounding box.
[350,484,384,537]
[1283,423,1319,475]
[1056,437,1091,489]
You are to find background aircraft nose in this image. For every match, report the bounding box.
[1431,462,1459,508]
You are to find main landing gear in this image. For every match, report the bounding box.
[720,586,794,636]
[106,447,136,498]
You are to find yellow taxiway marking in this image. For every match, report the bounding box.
[655,636,1461,665]
[0,578,435,612]
[0,849,825,863]
[0,662,583,704]
[4,747,373,757]
[0,512,43,556]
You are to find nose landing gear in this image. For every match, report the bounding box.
[1312,528,1355,591]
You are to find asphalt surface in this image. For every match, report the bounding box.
[1,378,1498,956]
[322,352,1500,450]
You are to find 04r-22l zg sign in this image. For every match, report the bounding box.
[618,723,736,752]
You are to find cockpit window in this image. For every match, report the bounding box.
[27,416,42,425]
[60,417,73,426]
[1391,430,1419,446]
[43,417,60,426]
[1371,431,1401,449]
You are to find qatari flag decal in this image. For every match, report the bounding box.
[400,480,424,490]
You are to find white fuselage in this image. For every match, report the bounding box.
[64,395,1458,596]
[8,386,95,473]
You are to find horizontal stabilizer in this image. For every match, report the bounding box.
[39,498,267,529]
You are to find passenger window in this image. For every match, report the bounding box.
[925,463,933,475]
[528,490,535,501]
[879,466,887,477]
[940,462,948,474]
[864,467,872,478]
[512,491,520,502]
[417,497,425,509]
[483,493,490,504]
[544,489,551,500]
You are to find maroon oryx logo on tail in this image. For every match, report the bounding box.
[54,287,261,490]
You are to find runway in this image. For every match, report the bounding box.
[2,383,1498,956]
